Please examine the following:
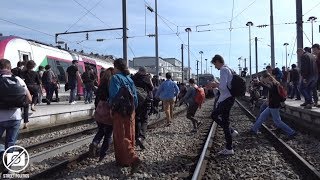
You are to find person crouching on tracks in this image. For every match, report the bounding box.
[131,67,154,150]
[251,73,296,137]
[179,78,202,132]
[155,73,180,126]
[109,59,141,173]
[0,59,32,156]
[207,55,238,155]
[89,67,114,161]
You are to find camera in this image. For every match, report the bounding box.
[6,151,26,166]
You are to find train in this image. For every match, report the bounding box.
[198,74,215,97]
[0,35,139,96]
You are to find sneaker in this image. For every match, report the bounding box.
[191,129,197,133]
[295,98,301,100]
[136,137,146,150]
[231,130,239,137]
[84,101,89,104]
[70,101,77,105]
[304,104,312,109]
[218,148,234,155]
[300,102,307,106]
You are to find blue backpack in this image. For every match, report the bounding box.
[110,75,135,117]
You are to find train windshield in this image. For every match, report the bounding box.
[198,75,215,87]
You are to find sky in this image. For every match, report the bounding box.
[1,0,320,77]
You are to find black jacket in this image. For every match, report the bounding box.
[132,73,153,92]
[300,52,317,79]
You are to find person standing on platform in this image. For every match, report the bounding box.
[208,54,238,155]
[251,73,296,137]
[11,61,24,77]
[66,60,82,105]
[312,43,320,107]
[298,48,318,109]
[82,66,95,104]
[288,64,301,100]
[131,66,154,150]
[37,66,44,104]
[155,73,180,126]
[108,59,141,173]
[42,65,56,105]
[0,59,32,155]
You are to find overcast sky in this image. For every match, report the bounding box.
[1,0,320,77]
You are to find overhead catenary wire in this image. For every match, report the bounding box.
[303,1,320,16]
[70,0,136,58]
[288,36,297,67]
[66,0,104,33]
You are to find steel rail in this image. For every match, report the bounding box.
[236,99,320,179]
[191,122,217,180]
[29,106,188,179]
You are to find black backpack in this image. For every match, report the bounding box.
[226,67,246,97]
[111,75,135,117]
[0,75,26,108]
[42,71,50,84]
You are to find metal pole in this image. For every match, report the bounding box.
[249,25,252,76]
[155,0,159,77]
[196,60,199,83]
[122,0,128,65]
[285,45,288,68]
[187,32,190,79]
[296,0,303,68]
[312,20,314,45]
[200,53,203,74]
[270,0,275,68]
[255,37,258,74]
[181,44,184,83]
[205,59,208,74]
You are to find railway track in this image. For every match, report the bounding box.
[192,99,320,180]
[28,105,189,179]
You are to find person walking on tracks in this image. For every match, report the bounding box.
[180,78,203,132]
[131,67,154,150]
[251,73,296,137]
[208,55,238,155]
[155,72,179,126]
[109,59,141,173]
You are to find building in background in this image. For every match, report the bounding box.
[133,56,186,82]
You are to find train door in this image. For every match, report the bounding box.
[18,50,31,66]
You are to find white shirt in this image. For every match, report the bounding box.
[0,75,28,122]
[217,65,233,103]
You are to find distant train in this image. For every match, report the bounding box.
[198,74,215,97]
[0,35,138,96]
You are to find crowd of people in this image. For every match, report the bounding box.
[0,49,308,173]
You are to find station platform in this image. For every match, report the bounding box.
[21,101,94,133]
[244,95,320,136]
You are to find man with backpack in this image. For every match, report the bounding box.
[0,59,32,155]
[66,60,82,105]
[208,55,240,155]
[131,67,154,150]
[179,78,203,132]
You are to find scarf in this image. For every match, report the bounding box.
[0,69,12,75]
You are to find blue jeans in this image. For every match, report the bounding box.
[92,122,113,158]
[84,83,93,103]
[0,120,21,153]
[44,83,54,103]
[252,107,295,136]
[300,78,316,104]
[69,81,77,103]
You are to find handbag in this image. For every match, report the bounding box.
[94,100,112,125]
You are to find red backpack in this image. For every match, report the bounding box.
[194,86,205,108]
[277,85,287,102]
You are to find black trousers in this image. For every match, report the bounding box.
[135,103,150,140]
[186,103,199,129]
[211,97,235,150]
